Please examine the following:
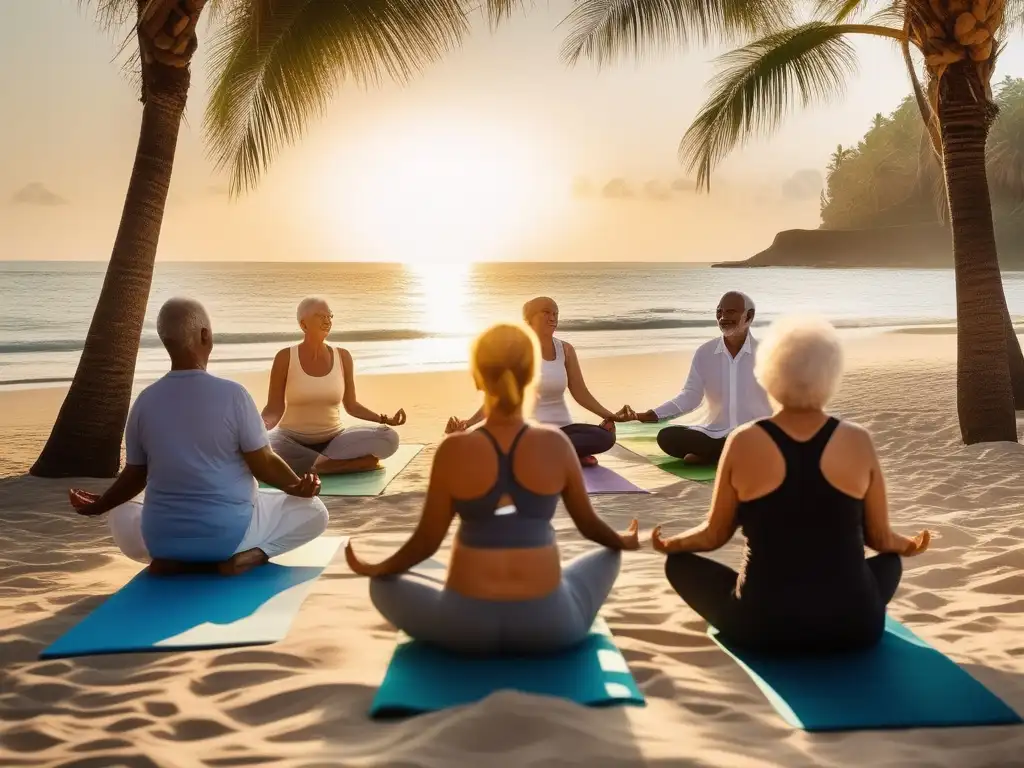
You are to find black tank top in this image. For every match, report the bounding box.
[735,418,874,603]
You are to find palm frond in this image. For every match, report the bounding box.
[813,0,873,22]
[1004,0,1024,34]
[203,0,471,197]
[679,22,906,191]
[559,0,795,67]
[479,0,532,24]
[864,1,906,27]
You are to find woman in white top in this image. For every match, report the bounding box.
[262,296,406,475]
[446,297,630,466]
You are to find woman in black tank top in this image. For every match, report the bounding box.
[651,317,931,653]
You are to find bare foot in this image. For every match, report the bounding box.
[218,548,269,576]
[148,559,217,576]
[681,453,712,465]
[314,455,382,475]
[580,455,599,468]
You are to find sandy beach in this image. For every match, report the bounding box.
[2,333,1023,767]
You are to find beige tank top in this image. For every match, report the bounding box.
[276,345,345,442]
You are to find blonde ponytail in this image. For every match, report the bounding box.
[471,323,539,416]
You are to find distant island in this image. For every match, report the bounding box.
[718,77,1024,269]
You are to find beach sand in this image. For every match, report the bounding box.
[2,334,1023,766]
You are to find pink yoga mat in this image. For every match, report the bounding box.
[582,465,650,495]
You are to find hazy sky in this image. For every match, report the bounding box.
[6,1,1024,264]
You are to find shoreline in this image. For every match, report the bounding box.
[0,333,968,475]
[0,323,979,395]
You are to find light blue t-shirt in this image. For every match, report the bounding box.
[125,370,269,561]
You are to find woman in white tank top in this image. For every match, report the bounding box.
[446,296,630,467]
[262,296,406,475]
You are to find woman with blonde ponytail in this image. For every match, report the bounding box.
[446,297,631,468]
[345,323,640,654]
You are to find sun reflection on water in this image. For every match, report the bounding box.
[405,261,475,369]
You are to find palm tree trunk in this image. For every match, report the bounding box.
[1005,314,1024,408]
[30,63,190,478]
[938,61,1018,444]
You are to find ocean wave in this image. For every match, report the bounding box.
[0,329,442,354]
[0,316,963,355]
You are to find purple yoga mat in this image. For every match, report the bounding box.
[582,465,650,495]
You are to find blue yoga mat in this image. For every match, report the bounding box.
[370,616,645,718]
[711,616,1023,731]
[40,537,343,659]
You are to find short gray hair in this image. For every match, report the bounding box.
[722,291,756,314]
[754,315,843,410]
[296,296,330,325]
[156,297,210,351]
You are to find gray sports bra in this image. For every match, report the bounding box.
[453,425,559,549]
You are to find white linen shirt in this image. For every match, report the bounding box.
[653,334,773,437]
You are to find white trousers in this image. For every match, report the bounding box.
[269,425,400,474]
[108,490,329,564]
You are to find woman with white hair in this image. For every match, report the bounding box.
[651,316,932,653]
[262,297,406,475]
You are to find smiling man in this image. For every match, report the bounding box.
[630,292,773,465]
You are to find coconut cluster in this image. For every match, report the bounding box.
[139,0,204,68]
[913,0,1004,68]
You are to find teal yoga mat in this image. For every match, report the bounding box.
[711,616,1023,731]
[369,616,645,718]
[40,537,343,659]
[615,422,717,482]
[260,444,423,496]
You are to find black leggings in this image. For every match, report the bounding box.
[657,426,726,463]
[665,552,903,653]
[561,424,615,458]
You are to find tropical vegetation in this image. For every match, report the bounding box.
[821,77,1024,228]
[564,0,1024,445]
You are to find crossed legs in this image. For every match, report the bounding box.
[663,551,903,652]
[108,490,329,575]
[656,426,727,465]
[270,426,400,475]
[561,424,616,466]
[368,548,622,654]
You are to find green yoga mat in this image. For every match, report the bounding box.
[615,423,717,482]
[260,444,423,496]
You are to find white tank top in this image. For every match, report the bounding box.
[531,338,573,427]
[276,345,345,442]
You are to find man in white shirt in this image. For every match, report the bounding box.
[68,297,329,576]
[628,291,773,465]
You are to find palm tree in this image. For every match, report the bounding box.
[31,0,210,478]
[31,0,511,478]
[562,0,1021,444]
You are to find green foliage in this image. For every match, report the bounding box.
[559,0,793,67]
[676,22,860,192]
[203,0,473,197]
[820,77,1024,228]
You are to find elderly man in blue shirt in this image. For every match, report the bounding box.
[69,297,329,576]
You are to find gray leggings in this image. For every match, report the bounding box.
[268,426,399,474]
[369,548,622,654]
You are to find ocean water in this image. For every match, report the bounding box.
[3,260,1024,390]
